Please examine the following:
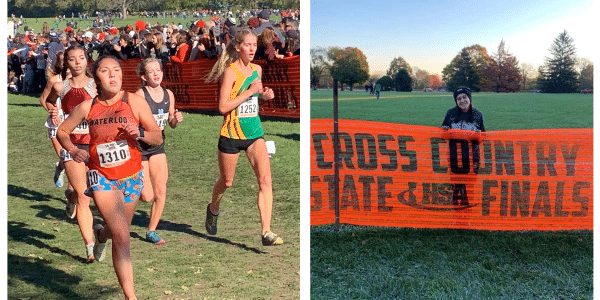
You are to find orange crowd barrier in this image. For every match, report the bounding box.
[311,119,593,231]
[120,56,300,119]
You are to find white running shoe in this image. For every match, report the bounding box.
[65,189,76,220]
[93,224,108,262]
[54,161,64,188]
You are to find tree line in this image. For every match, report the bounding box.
[8,0,299,19]
[311,30,593,93]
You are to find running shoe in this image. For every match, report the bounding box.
[65,189,76,219]
[261,231,283,246]
[53,161,64,188]
[205,203,218,235]
[93,224,107,262]
[86,243,95,263]
[146,231,165,245]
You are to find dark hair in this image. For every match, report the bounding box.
[91,55,122,95]
[62,45,89,79]
[453,86,471,102]
[453,86,474,120]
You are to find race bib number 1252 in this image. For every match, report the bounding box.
[238,96,258,118]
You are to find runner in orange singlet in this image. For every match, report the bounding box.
[57,56,163,300]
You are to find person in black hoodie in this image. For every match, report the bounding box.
[441,86,486,205]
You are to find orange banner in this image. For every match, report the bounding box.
[120,57,300,119]
[311,119,593,230]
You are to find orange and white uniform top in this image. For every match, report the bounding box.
[86,92,142,180]
[60,77,96,145]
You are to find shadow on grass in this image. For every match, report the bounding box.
[131,210,267,254]
[8,221,86,263]
[8,103,42,107]
[273,133,300,141]
[8,253,120,299]
[8,184,81,222]
[8,184,63,202]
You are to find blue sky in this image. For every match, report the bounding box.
[310,0,595,75]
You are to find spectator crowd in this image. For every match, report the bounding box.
[7,9,300,94]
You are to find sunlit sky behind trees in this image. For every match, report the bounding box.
[311,0,595,75]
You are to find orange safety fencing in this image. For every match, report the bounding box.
[120,56,300,119]
[311,119,593,231]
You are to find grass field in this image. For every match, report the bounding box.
[7,92,299,299]
[310,90,593,129]
[8,15,283,37]
[310,89,593,299]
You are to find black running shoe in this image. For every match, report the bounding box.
[205,204,218,235]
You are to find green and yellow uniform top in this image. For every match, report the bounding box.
[220,62,264,140]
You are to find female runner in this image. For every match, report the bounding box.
[44,45,97,261]
[57,55,163,300]
[135,58,183,245]
[204,28,282,246]
[39,51,68,189]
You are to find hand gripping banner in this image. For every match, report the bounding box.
[310,119,592,231]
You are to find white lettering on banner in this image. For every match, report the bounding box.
[238,96,258,118]
[96,140,131,168]
[450,121,478,132]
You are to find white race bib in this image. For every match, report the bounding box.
[86,169,100,189]
[96,140,131,168]
[64,113,89,135]
[154,112,169,130]
[238,96,258,118]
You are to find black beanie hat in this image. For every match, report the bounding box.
[453,86,471,103]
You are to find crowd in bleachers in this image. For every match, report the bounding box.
[7,9,300,94]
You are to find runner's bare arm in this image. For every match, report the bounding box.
[218,67,262,114]
[39,75,59,110]
[167,89,182,128]
[129,92,163,145]
[254,65,274,100]
[56,100,92,163]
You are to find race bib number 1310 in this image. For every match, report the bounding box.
[96,140,131,168]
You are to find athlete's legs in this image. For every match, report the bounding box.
[50,137,62,158]
[139,160,154,203]
[245,139,273,233]
[146,153,168,232]
[93,189,138,300]
[63,160,94,246]
[210,151,240,214]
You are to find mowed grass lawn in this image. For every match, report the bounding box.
[310,89,593,299]
[310,89,593,129]
[9,15,283,36]
[8,92,299,299]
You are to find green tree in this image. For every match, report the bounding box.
[394,69,413,92]
[579,63,593,91]
[520,63,537,91]
[443,44,490,91]
[329,47,370,91]
[310,47,334,90]
[412,67,431,90]
[386,56,412,79]
[538,30,579,93]
[484,40,522,92]
[376,76,394,91]
[443,48,480,92]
